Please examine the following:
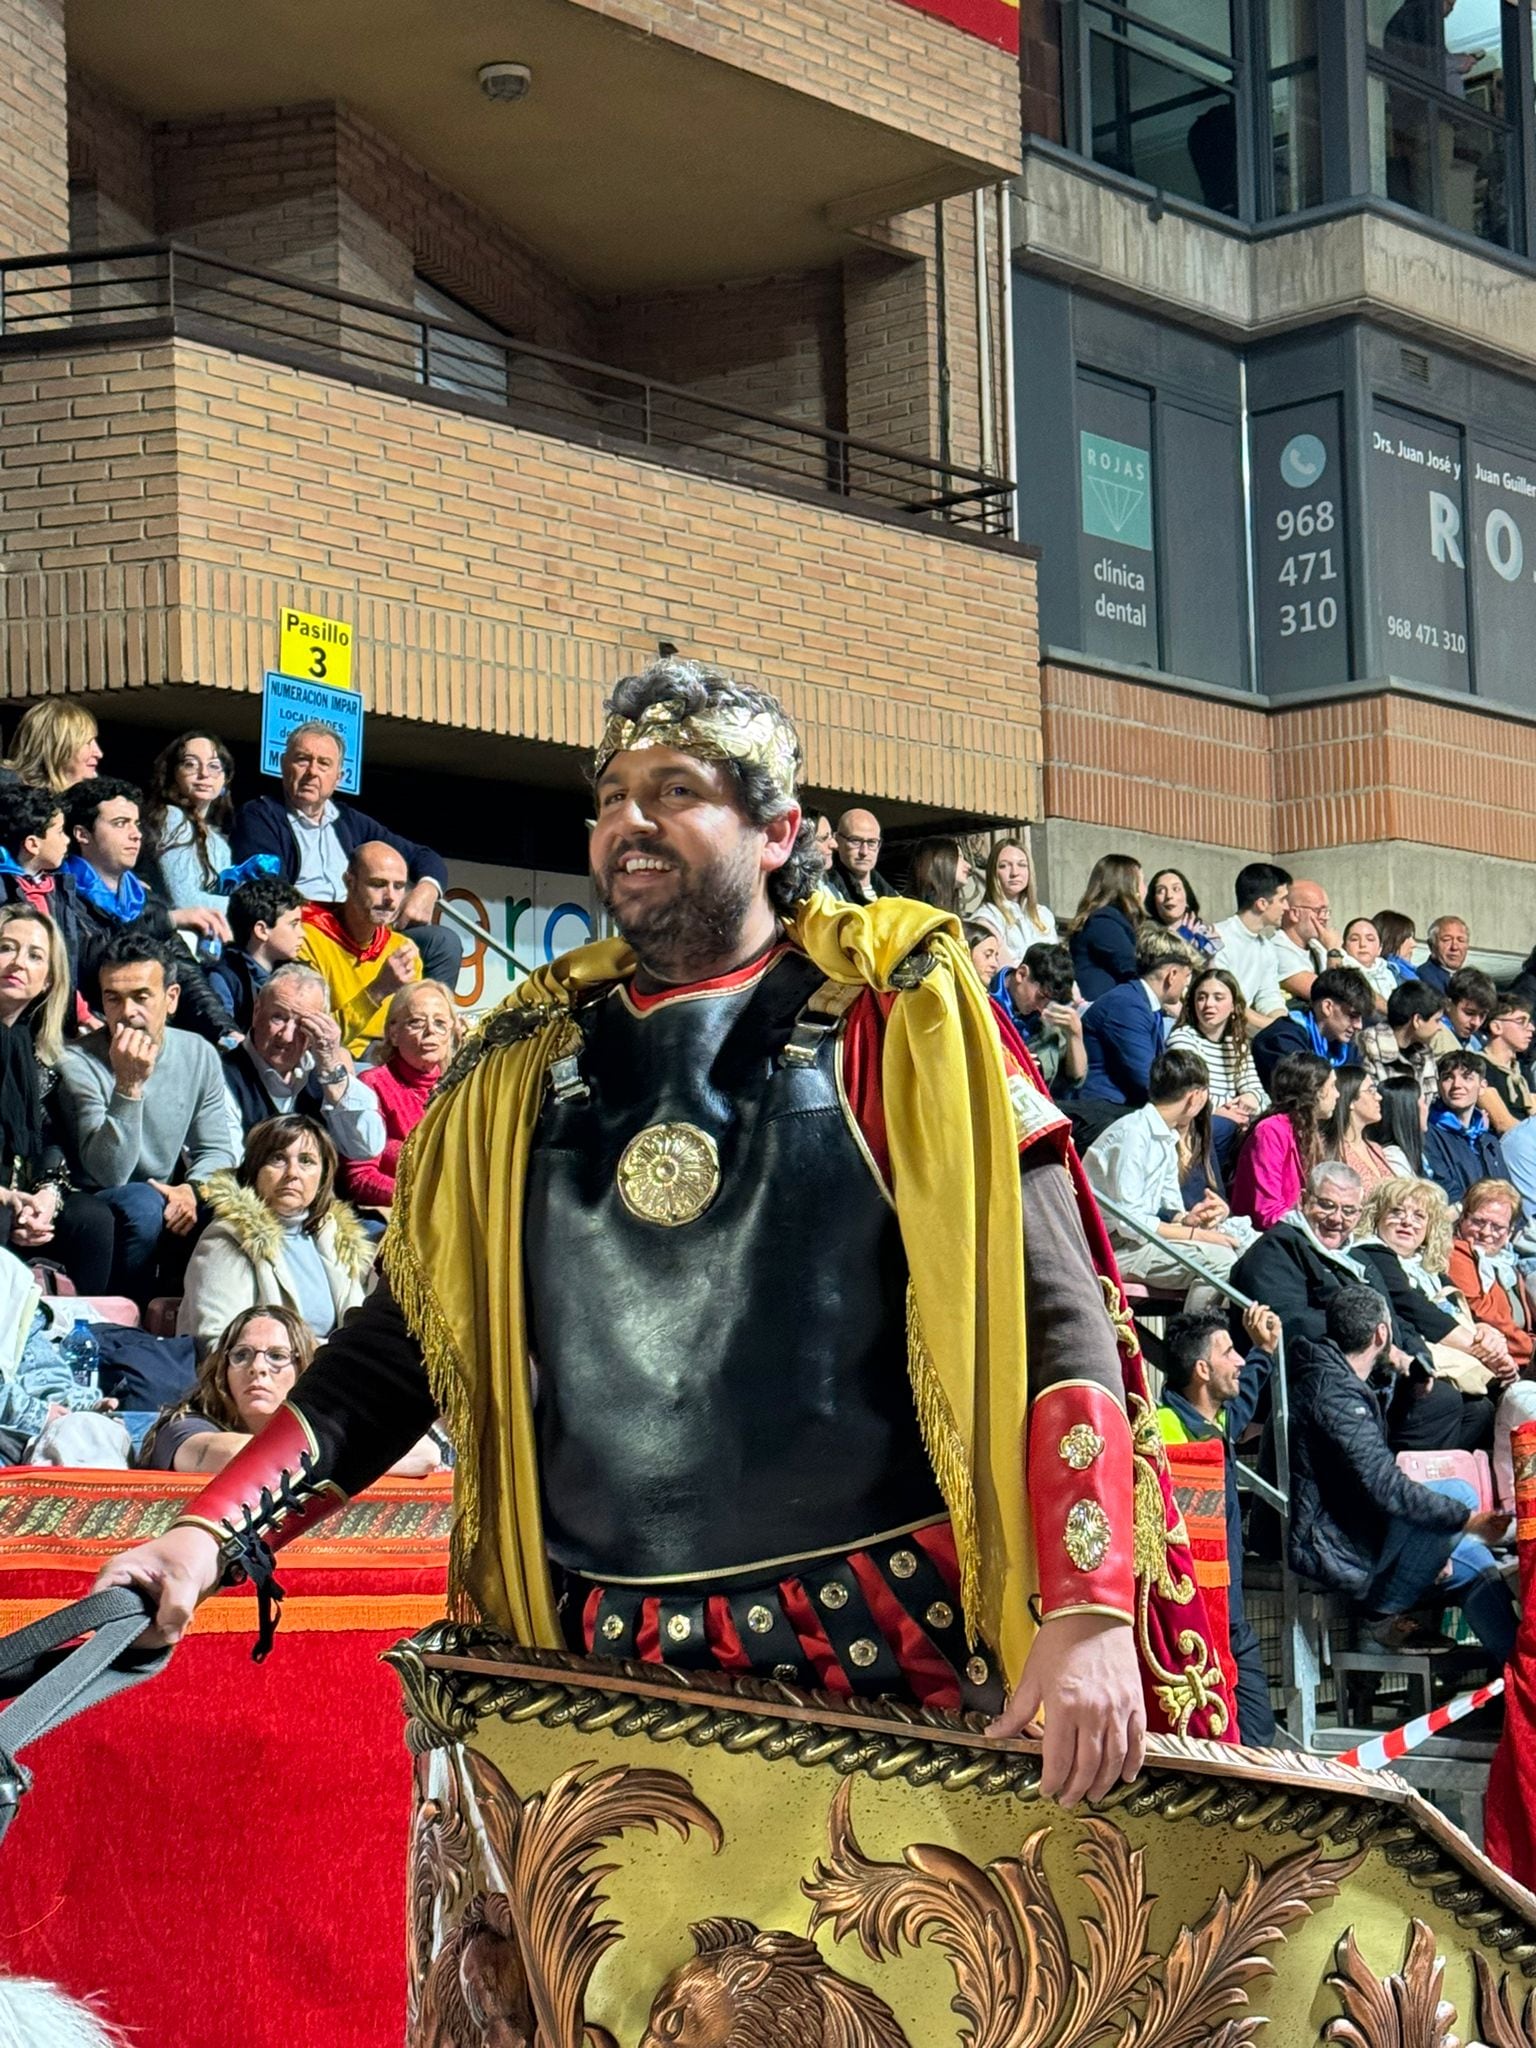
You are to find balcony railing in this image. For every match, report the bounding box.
[0,242,1015,538]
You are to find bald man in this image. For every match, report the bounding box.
[296,839,422,1057]
[824,807,893,903]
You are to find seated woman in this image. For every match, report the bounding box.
[1325,1067,1410,1196]
[1445,1177,1536,1504]
[141,729,236,917]
[1353,1175,1513,1394]
[973,836,1056,965]
[0,904,115,1291]
[342,979,461,1210]
[1144,867,1220,961]
[907,837,970,916]
[1229,1052,1337,1230]
[1167,964,1266,1177]
[141,1304,441,1476]
[177,1115,374,1353]
[1064,853,1144,1002]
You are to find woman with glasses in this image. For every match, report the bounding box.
[139,1305,315,1474]
[142,729,236,918]
[1446,1178,1536,1504]
[1353,1175,1513,1394]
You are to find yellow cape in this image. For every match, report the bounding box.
[382,892,1039,1685]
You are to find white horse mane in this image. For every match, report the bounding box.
[0,1978,126,2048]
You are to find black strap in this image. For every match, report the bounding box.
[0,1587,166,1849]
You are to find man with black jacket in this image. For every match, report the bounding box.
[1230,1160,1493,1453]
[62,779,237,1046]
[1288,1284,1515,1657]
[230,722,460,987]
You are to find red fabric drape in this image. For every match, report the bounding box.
[1485,1420,1536,1886]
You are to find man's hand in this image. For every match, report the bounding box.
[1471,1322,1512,1366]
[986,1612,1145,1807]
[1243,1302,1282,1353]
[169,905,232,943]
[1467,1509,1513,1546]
[1386,1344,1416,1377]
[91,1525,224,1648]
[398,881,440,930]
[297,1007,348,1085]
[108,1022,158,1095]
[371,937,421,1001]
[148,1180,199,1236]
[1043,1001,1082,1039]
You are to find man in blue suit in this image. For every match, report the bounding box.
[1079,929,1198,1113]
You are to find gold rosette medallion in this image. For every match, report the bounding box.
[616,1122,721,1226]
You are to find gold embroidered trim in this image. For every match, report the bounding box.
[1059,1423,1105,1471]
[1064,1499,1113,1572]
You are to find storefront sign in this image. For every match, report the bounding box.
[441,859,599,1014]
[1252,399,1349,695]
[1468,441,1536,711]
[1370,403,1472,694]
[1077,377,1159,668]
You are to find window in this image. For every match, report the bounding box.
[1078,2,1242,216]
[1265,0,1323,215]
[413,278,510,405]
[1366,0,1513,247]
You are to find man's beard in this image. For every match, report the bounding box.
[597,839,760,982]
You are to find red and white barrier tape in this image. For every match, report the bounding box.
[1338,1677,1505,1771]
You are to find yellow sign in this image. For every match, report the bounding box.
[278,607,353,690]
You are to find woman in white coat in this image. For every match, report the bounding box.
[177,1114,373,1355]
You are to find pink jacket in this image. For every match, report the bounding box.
[1229,1114,1303,1230]
[340,1053,438,1207]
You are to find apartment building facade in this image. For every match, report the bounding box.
[1016,0,1536,956]
[0,0,1033,927]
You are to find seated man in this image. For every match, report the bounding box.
[1428,966,1495,1057]
[1211,862,1290,1031]
[1079,929,1197,1109]
[1358,979,1445,1106]
[231,721,461,988]
[1270,879,1342,1002]
[54,931,238,1298]
[821,808,892,903]
[1288,1283,1514,1659]
[1250,965,1373,1090]
[208,874,306,1034]
[1424,1050,1508,1207]
[1084,1047,1245,1300]
[0,782,80,993]
[62,777,236,1044]
[1231,1161,1492,1453]
[1416,914,1470,998]
[1157,1302,1281,1744]
[995,941,1086,1096]
[222,962,386,1162]
[297,840,421,1059]
[1478,994,1534,1133]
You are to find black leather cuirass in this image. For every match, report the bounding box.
[523,948,943,1582]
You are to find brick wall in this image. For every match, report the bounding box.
[562,0,1020,175]
[1043,657,1536,869]
[67,68,154,245]
[0,0,67,257]
[0,337,1040,817]
[597,270,845,434]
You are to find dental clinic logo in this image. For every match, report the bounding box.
[1079,431,1152,552]
[1280,433,1327,490]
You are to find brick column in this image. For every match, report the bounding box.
[0,0,68,257]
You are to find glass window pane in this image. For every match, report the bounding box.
[1369,70,1437,212]
[1088,29,1238,213]
[1444,103,1509,242]
[1371,0,1505,95]
[1271,66,1323,214]
[1133,0,1233,59]
[1269,0,1318,66]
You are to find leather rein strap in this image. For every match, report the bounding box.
[0,1586,166,1849]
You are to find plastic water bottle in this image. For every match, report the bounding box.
[196,931,224,966]
[58,1322,100,1396]
[215,853,281,894]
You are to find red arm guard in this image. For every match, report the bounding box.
[1027,1382,1135,1623]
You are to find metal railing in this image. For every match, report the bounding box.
[1092,1189,1321,1745]
[0,242,1016,537]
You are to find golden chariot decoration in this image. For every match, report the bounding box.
[388,1627,1536,2048]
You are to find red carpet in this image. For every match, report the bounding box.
[0,1468,451,2048]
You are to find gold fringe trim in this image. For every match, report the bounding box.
[382,1103,483,1625]
[905,1283,982,1647]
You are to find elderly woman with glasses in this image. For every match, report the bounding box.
[1446,1178,1536,1504]
[1353,1176,1514,1391]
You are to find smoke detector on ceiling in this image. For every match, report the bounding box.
[477,61,533,103]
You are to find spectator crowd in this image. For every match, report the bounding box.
[3,728,1532,1746]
